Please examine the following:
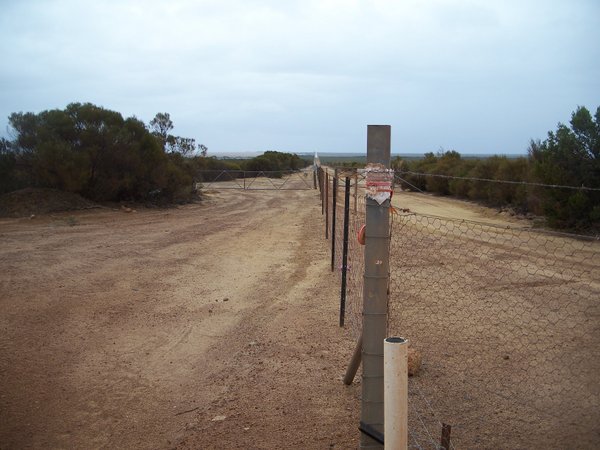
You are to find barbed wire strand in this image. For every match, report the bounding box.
[396,170,600,191]
[408,427,426,450]
[411,396,442,450]
[393,176,452,210]
[412,383,457,450]
[395,210,600,240]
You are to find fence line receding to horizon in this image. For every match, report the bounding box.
[196,169,314,190]
[317,164,599,449]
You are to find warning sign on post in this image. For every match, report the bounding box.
[365,163,394,205]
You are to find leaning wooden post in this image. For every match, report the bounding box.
[360,125,392,449]
[344,333,363,385]
[384,337,408,450]
[440,423,452,450]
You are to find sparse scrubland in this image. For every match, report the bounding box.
[394,106,600,231]
[0,103,308,205]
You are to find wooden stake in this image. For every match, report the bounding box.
[441,423,452,450]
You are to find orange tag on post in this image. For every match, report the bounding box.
[358,224,366,245]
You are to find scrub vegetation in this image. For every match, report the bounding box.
[0,103,307,202]
[393,106,599,231]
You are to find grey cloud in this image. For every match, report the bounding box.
[1,0,599,154]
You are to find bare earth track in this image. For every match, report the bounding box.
[1,188,360,449]
[2,185,598,449]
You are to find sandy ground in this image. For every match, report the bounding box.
[328,175,599,448]
[0,188,360,449]
[2,179,598,449]
[392,190,532,226]
[388,191,600,449]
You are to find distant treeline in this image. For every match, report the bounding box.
[0,102,307,202]
[348,106,599,232]
[196,151,308,181]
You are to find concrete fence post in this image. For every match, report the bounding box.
[360,125,391,449]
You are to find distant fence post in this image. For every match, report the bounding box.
[354,169,358,214]
[331,169,338,272]
[360,125,391,449]
[340,176,351,326]
[325,170,329,239]
[320,168,324,215]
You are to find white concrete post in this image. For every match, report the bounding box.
[384,337,408,450]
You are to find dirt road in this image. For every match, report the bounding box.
[0,188,360,449]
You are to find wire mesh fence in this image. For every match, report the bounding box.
[389,206,600,449]
[320,169,365,338]
[318,165,600,449]
[324,169,366,335]
[196,169,315,190]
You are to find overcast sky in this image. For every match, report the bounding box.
[1,0,598,155]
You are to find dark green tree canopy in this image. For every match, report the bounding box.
[149,112,205,157]
[529,106,600,229]
[393,105,598,232]
[149,112,173,147]
[2,103,194,202]
[245,150,308,173]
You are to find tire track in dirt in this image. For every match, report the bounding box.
[1,188,360,449]
[176,193,360,449]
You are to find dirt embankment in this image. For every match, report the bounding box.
[0,188,99,218]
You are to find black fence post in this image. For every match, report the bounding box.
[340,176,351,327]
[320,168,324,215]
[331,169,338,272]
[441,423,452,450]
[325,171,329,239]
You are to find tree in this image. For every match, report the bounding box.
[165,135,196,156]
[426,150,462,195]
[2,103,195,202]
[149,112,207,157]
[149,112,173,150]
[529,106,600,230]
[244,151,308,175]
[0,137,19,193]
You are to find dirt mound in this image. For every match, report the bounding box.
[0,188,97,218]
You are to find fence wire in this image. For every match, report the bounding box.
[321,165,600,448]
[325,169,366,336]
[196,169,314,190]
[345,175,366,339]
[319,164,600,448]
[389,209,600,449]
